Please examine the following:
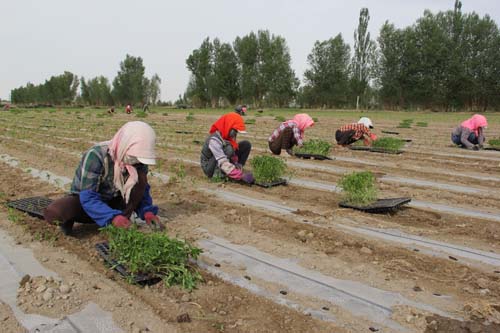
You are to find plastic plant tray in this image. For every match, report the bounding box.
[339,198,411,214]
[484,147,500,151]
[254,178,288,188]
[95,242,161,285]
[294,153,332,160]
[7,196,53,219]
[381,130,400,135]
[349,146,403,155]
[175,130,193,134]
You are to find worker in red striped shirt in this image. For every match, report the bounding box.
[335,117,377,146]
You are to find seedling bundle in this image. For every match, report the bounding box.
[295,139,331,156]
[372,137,405,152]
[274,115,286,122]
[101,226,202,290]
[250,156,288,187]
[397,119,413,128]
[486,139,500,151]
[338,171,410,213]
[416,122,428,127]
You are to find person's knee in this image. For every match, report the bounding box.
[43,203,62,223]
[239,140,252,151]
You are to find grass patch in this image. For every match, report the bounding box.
[250,156,287,183]
[372,137,405,152]
[294,139,331,156]
[274,115,286,122]
[135,111,147,118]
[102,226,202,290]
[339,171,377,206]
[489,138,500,148]
[245,118,256,125]
[416,121,428,127]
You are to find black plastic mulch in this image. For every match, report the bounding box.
[6,196,53,219]
[484,147,500,151]
[349,146,403,155]
[254,178,288,188]
[294,153,332,161]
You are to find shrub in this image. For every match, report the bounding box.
[489,139,500,148]
[294,139,331,156]
[274,115,286,122]
[102,226,202,290]
[372,137,405,152]
[250,156,287,183]
[339,171,377,205]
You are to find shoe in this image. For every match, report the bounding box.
[59,220,74,236]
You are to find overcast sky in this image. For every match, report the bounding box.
[1,0,499,102]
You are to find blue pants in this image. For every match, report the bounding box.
[451,133,478,146]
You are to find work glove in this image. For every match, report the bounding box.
[227,167,243,180]
[241,172,255,184]
[472,145,480,151]
[112,215,131,229]
[369,133,378,141]
[144,212,164,231]
[234,162,243,170]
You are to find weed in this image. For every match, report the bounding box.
[294,139,331,156]
[250,156,287,183]
[169,163,186,182]
[7,208,22,224]
[274,115,286,122]
[416,122,428,127]
[338,171,377,205]
[372,137,405,152]
[102,225,202,290]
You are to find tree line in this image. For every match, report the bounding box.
[11,55,161,107]
[185,1,500,111]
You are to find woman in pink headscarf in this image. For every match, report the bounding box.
[268,114,315,155]
[44,121,162,235]
[451,114,488,150]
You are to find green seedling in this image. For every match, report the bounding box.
[416,122,428,127]
[250,156,288,183]
[372,137,405,152]
[245,118,256,125]
[489,139,500,148]
[274,115,286,122]
[186,114,195,121]
[7,207,22,224]
[294,139,331,156]
[103,225,202,290]
[313,117,319,123]
[338,171,377,206]
[135,111,147,118]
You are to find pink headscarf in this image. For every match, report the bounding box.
[107,121,156,203]
[461,114,488,135]
[292,114,315,131]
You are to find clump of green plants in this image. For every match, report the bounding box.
[416,121,428,127]
[245,118,256,125]
[162,112,169,116]
[186,112,195,121]
[135,111,147,118]
[250,156,287,183]
[274,115,286,122]
[338,171,377,205]
[372,137,405,152]
[294,139,331,156]
[102,225,202,290]
[397,119,413,128]
[489,138,500,148]
[312,117,319,123]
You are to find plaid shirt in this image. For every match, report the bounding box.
[268,121,303,146]
[338,123,373,141]
[70,144,148,201]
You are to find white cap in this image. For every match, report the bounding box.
[237,129,247,134]
[137,157,156,165]
[358,117,373,129]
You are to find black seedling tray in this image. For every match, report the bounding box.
[254,178,288,188]
[339,197,411,214]
[7,196,53,219]
[485,147,500,151]
[95,242,161,285]
[381,130,400,135]
[349,146,403,155]
[175,130,193,134]
[294,153,332,161]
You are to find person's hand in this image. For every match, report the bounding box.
[478,144,484,150]
[241,172,255,184]
[286,148,295,156]
[144,212,164,231]
[112,215,131,229]
[231,154,239,164]
[369,133,378,141]
[234,162,243,170]
[472,145,480,151]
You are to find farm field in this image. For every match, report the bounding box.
[1,107,500,332]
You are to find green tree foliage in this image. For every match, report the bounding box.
[186,38,213,107]
[11,71,78,105]
[112,54,148,105]
[145,73,162,105]
[212,39,240,105]
[80,76,113,106]
[351,8,376,109]
[303,34,351,108]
